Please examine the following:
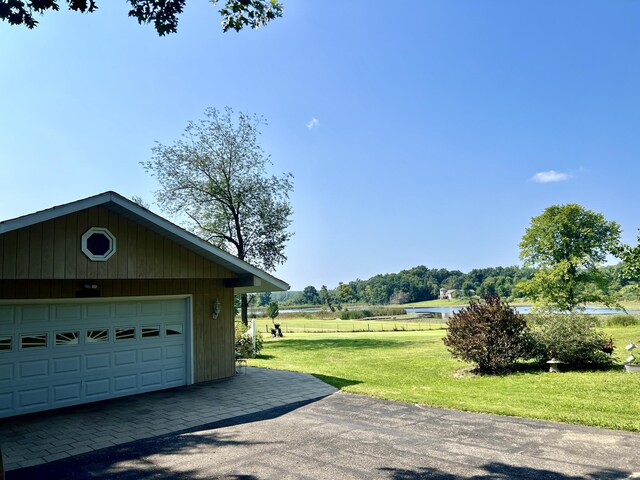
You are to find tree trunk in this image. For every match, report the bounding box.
[241,293,248,326]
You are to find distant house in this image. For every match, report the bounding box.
[0,191,288,419]
[439,288,461,300]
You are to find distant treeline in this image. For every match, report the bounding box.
[255,264,638,307]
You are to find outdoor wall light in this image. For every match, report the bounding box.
[212,299,221,320]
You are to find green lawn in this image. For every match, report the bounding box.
[257,316,447,333]
[250,327,640,431]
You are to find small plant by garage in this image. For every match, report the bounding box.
[235,323,264,358]
[443,295,533,374]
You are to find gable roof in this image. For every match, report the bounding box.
[0,191,289,294]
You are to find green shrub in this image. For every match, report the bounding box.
[604,314,640,327]
[338,307,407,320]
[443,295,532,374]
[530,313,613,367]
[234,323,264,358]
[340,310,372,320]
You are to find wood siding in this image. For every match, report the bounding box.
[0,206,236,281]
[0,205,245,383]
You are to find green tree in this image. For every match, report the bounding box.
[143,107,293,325]
[258,291,272,307]
[266,301,279,321]
[301,285,321,305]
[518,204,622,311]
[336,282,355,303]
[320,285,335,312]
[620,231,640,281]
[1,0,283,35]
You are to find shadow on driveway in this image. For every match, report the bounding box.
[6,399,315,480]
[381,463,631,480]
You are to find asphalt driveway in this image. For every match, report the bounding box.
[7,388,640,479]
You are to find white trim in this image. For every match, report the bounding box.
[81,227,116,261]
[187,295,195,385]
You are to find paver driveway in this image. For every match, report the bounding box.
[0,367,335,472]
[3,368,640,479]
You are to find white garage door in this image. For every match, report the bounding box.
[0,297,190,419]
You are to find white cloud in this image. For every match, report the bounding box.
[306,117,319,130]
[531,170,571,183]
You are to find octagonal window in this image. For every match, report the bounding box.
[81,227,116,261]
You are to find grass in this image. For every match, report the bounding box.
[250,326,640,432]
[257,316,447,334]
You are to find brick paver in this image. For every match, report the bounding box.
[0,367,336,471]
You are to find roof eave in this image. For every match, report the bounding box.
[0,191,290,293]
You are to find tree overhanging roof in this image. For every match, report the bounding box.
[0,191,290,293]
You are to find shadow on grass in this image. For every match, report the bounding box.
[457,360,625,377]
[254,353,276,359]
[266,337,415,352]
[509,361,626,374]
[380,462,631,479]
[312,373,362,389]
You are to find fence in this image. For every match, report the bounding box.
[263,321,447,334]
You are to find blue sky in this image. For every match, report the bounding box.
[1,1,638,290]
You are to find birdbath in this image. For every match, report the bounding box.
[624,339,640,373]
[546,358,563,373]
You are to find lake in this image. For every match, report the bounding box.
[406,306,639,318]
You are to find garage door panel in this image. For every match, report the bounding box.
[0,307,14,323]
[20,305,50,323]
[114,374,137,393]
[54,304,82,321]
[115,303,136,317]
[166,344,184,360]
[165,300,184,315]
[114,350,137,366]
[53,383,81,403]
[140,302,163,316]
[141,347,162,363]
[165,367,185,384]
[0,364,13,381]
[19,360,49,378]
[0,298,189,418]
[0,392,13,413]
[54,356,81,374]
[141,371,162,388]
[18,387,48,408]
[86,303,111,318]
[85,378,111,398]
[86,352,111,370]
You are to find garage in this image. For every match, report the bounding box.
[0,297,190,418]
[0,191,288,419]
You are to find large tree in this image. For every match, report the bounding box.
[518,204,621,311]
[620,231,640,281]
[143,107,293,325]
[1,0,283,35]
[301,285,321,305]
